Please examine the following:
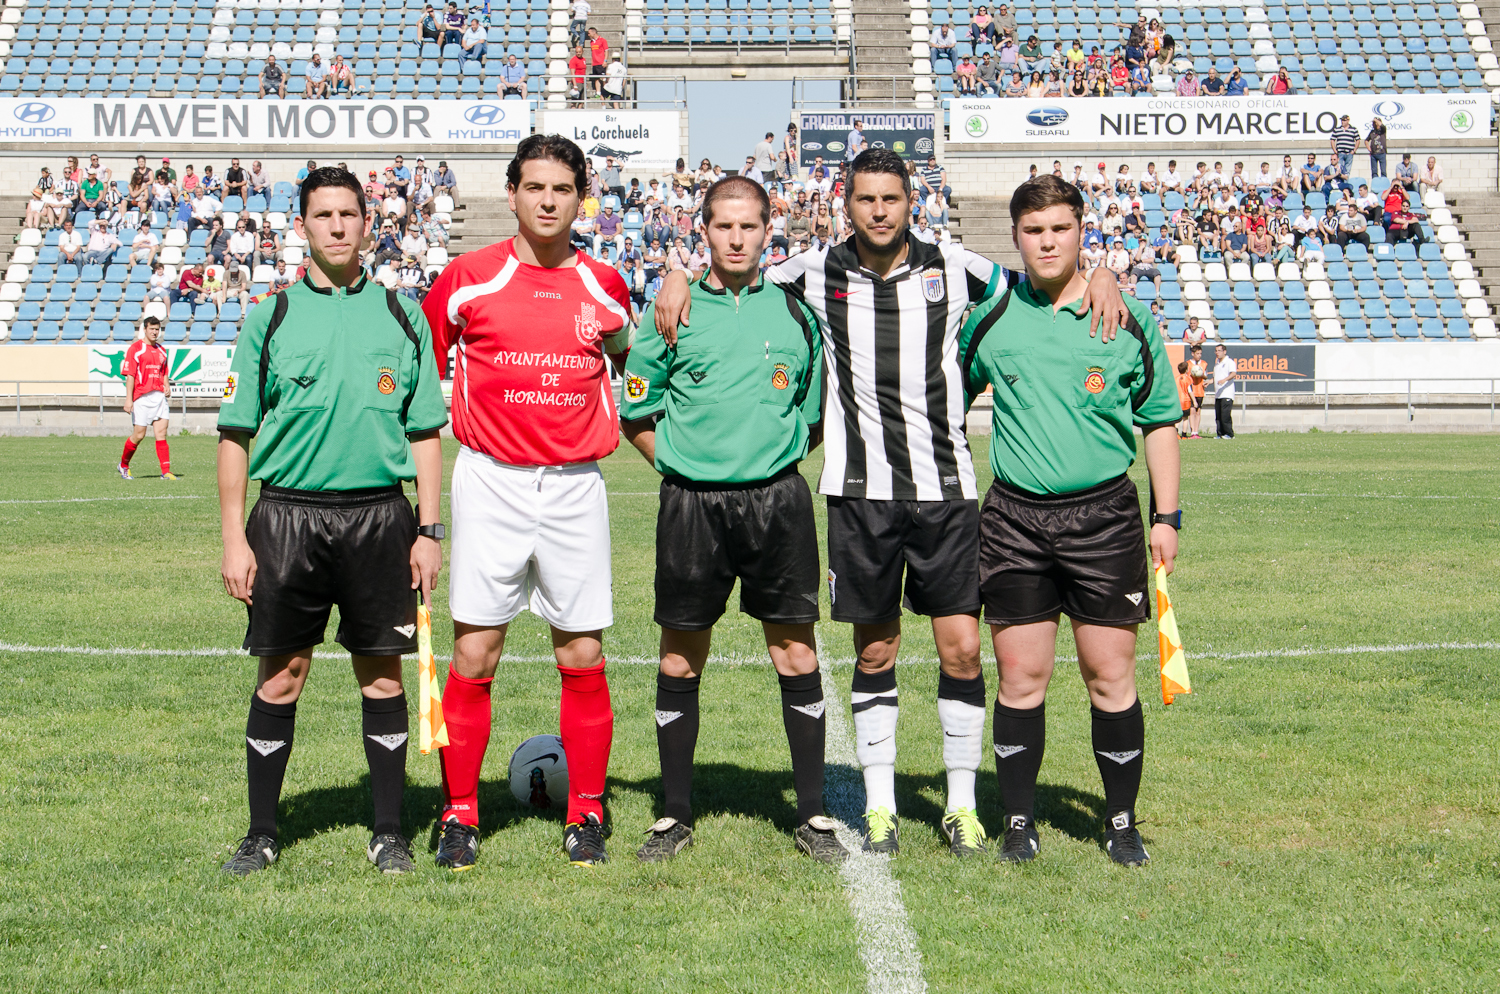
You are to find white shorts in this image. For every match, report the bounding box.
[131,391,169,427]
[448,445,613,632]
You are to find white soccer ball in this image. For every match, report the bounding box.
[508,734,569,809]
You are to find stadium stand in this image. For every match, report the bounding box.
[624,0,852,52]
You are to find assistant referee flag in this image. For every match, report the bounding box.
[417,599,449,753]
[1156,563,1191,705]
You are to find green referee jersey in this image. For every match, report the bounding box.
[621,278,823,483]
[217,274,449,491]
[960,280,1181,495]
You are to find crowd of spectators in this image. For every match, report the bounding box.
[942,10,1309,97]
[1040,146,1445,308]
[21,152,460,310]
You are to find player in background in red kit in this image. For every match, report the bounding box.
[119,315,176,480]
[420,134,632,869]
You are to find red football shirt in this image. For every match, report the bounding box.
[123,339,169,399]
[422,238,632,467]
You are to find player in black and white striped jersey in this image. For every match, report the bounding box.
[654,149,1128,856]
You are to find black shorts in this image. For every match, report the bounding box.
[979,474,1150,627]
[826,496,981,625]
[654,467,820,631]
[1190,394,1204,410]
[243,485,418,657]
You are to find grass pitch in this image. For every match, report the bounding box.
[0,432,1497,993]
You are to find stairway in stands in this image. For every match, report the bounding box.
[447,198,517,256]
[851,0,914,103]
[949,197,1015,269]
[1446,193,1500,314]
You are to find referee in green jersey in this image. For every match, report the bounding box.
[959,175,1182,868]
[216,167,449,877]
[620,177,847,864]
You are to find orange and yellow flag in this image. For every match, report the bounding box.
[1156,563,1192,705]
[417,599,449,754]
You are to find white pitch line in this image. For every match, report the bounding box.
[818,637,928,994]
[1182,490,1499,501]
[0,642,799,666]
[0,494,213,505]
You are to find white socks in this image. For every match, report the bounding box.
[937,672,988,813]
[851,667,898,813]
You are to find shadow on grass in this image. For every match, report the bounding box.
[610,761,814,836]
[1036,781,1106,843]
[275,776,532,852]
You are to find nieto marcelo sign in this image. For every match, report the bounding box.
[950,93,1483,145]
[0,98,530,146]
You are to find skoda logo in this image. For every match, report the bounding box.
[14,102,55,123]
[1025,106,1069,128]
[1371,100,1404,119]
[463,104,504,125]
[1451,110,1475,133]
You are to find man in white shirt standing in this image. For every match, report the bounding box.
[1213,342,1236,439]
[845,119,864,162]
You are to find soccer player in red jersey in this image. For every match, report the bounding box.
[118,315,175,480]
[421,134,632,869]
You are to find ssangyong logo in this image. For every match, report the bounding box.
[463,104,504,125]
[14,102,55,123]
[1371,100,1405,119]
[1025,106,1069,128]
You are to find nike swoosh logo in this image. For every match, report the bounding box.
[833,289,858,299]
[943,731,975,737]
[865,735,892,746]
[526,753,561,765]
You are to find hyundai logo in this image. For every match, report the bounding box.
[14,102,55,123]
[464,105,505,125]
[1371,100,1404,119]
[1025,106,1069,128]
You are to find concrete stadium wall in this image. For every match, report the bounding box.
[944,139,1499,198]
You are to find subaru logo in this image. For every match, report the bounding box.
[1371,100,1404,119]
[14,102,54,123]
[1025,106,1068,127]
[464,105,504,126]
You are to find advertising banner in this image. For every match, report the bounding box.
[89,345,234,398]
[1226,343,1316,393]
[796,111,937,166]
[949,93,1483,145]
[544,110,681,176]
[0,98,530,146]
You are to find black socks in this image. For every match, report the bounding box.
[655,672,701,824]
[778,669,827,824]
[1092,699,1144,827]
[992,701,1046,824]
[362,693,410,838]
[245,694,296,840]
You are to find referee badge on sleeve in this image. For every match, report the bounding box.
[223,371,237,400]
[921,268,946,303]
[625,372,648,402]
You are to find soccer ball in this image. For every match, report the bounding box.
[508,734,569,809]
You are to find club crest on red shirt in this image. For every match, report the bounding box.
[574,301,602,345]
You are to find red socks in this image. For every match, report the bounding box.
[155,439,170,474]
[558,660,613,824]
[438,666,493,826]
[120,439,138,468]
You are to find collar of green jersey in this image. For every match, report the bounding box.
[1017,277,1090,318]
[697,273,767,297]
[300,271,370,296]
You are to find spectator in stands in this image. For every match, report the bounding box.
[1223,220,1251,265]
[1353,183,1380,225]
[460,17,488,66]
[925,191,950,228]
[400,224,428,269]
[294,161,317,192]
[970,5,998,44]
[130,221,159,266]
[172,262,204,305]
[419,4,441,44]
[432,161,457,202]
[1175,68,1198,96]
[396,257,427,301]
[204,218,231,266]
[929,25,955,62]
[304,53,330,98]
[158,157,177,185]
[371,219,402,269]
[1356,118,1387,181]
[328,53,355,96]
[1264,66,1292,94]
[213,259,249,312]
[497,53,529,99]
[995,3,1017,41]
[246,161,270,199]
[442,2,465,48]
[255,222,282,267]
[1247,222,1272,263]
[1323,153,1352,196]
[953,56,978,95]
[183,188,215,235]
[1297,227,1325,265]
[975,53,1000,95]
[78,167,105,213]
[182,164,201,195]
[222,159,247,203]
[1004,70,1027,97]
[408,166,434,220]
[202,166,223,197]
[1030,69,1051,97]
[389,156,411,198]
[1419,157,1444,196]
[1196,66,1224,95]
[604,52,627,108]
[1316,205,1340,244]
[997,36,1019,72]
[269,259,293,292]
[51,218,82,266]
[587,27,609,98]
[1291,204,1318,245]
[1336,204,1370,248]
[1297,153,1323,194]
[1196,210,1221,260]
[1330,114,1359,182]
[226,219,255,268]
[259,55,287,98]
[570,0,591,48]
[568,44,588,105]
[417,203,447,249]
[25,167,54,229]
[1225,67,1247,96]
[144,262,172,302]
[1393,152,1418,191]
[916,156,951,206]
[82,222,119,267]
[1131,238,1162,292]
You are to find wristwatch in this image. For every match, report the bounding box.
[417,523,445,540]
[1151,511,1182,530]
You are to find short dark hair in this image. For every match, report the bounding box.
[1009,175,1084,225]
[701,176,770,227]
[143,315,161,327]
[506,133,587,194]
[299,166,366,218]
[848,148,911,197]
